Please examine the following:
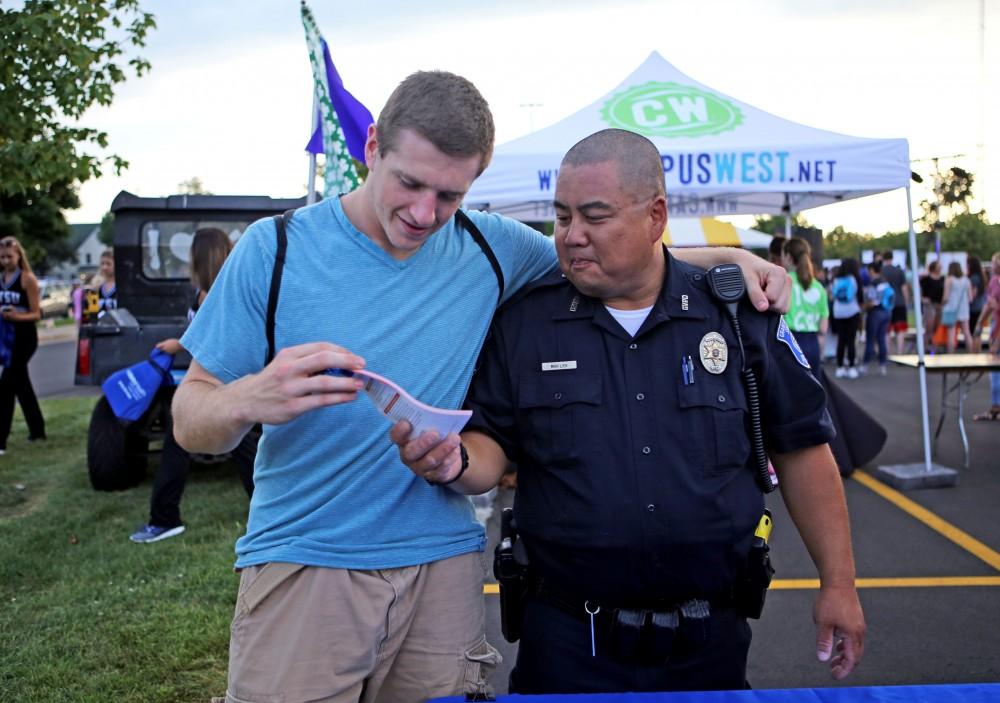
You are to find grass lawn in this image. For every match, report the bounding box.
[0,397,251,702]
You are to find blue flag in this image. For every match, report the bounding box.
[301,3,373,196]
[305,37,373,163]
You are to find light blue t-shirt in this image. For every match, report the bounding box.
[181,197,557,569]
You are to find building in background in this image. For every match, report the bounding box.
[68,223,103,277]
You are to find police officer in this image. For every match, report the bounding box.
[391,129,865,694]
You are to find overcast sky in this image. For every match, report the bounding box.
[69,0,997,235]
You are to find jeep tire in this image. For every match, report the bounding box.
[87,396,149,491]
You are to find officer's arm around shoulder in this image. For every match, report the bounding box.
[172,359,256,455]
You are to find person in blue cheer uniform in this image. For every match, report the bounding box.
[0,236,46,454]
[96,249,118,313]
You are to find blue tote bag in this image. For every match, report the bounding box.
[101,348,174,422]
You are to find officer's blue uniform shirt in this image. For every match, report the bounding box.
[464,248,835,605]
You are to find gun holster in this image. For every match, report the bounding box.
[734,509,775,619]
[492,507,530,642]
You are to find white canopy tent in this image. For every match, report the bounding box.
[467,52,909,220]
[466,52,943,481]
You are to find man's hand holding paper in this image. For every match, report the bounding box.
[390,422,464,485]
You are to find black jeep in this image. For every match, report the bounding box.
[77,190,305,491]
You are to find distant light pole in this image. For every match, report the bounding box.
[520,102,542,133]
[976,0,986,215]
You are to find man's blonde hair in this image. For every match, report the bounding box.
[377,71,495,175]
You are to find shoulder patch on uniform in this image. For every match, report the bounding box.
[777,317,810,369]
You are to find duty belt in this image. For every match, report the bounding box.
[531,577,731,622]
[530,578,730,663]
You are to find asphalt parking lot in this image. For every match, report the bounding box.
[480,358,1000,693]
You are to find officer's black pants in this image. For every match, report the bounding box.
[149,419,256,528]
[510,596,752,694]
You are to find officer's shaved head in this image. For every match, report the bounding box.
[561,129,665,202]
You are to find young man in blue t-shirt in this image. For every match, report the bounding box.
[173,70,792,702]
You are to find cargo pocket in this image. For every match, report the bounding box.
[462,635,502,701]
[235,562,307,620]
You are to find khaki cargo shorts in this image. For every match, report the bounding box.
[225,551,500,703]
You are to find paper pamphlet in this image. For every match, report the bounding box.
[330,368,471,439]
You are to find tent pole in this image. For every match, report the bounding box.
[783,193,792,238]
[905,187,932,472]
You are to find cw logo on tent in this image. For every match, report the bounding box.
[601,81,744,138]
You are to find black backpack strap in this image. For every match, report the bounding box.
[455,209,505,305]
[265,209,296,365]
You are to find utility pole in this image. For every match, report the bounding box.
[976,0,986,216]
[519,103,542,133]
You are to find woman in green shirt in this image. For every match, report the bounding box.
[782,238,828,379]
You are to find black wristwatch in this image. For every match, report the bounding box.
[428,444,469,486]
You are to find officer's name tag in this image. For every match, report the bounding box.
[541,360,577,371]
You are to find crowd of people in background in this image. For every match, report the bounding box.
[972,252,1000,421]
[771,237,997,379]
[917,256,991,356]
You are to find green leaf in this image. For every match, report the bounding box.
[0,0,156,197]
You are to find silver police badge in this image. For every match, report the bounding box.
[699,332,728,374]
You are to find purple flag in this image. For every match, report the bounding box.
[306,38,373,162]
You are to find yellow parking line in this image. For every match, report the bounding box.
[483,576,1000,594]
[853,470,1000,572]
[771,576,1000,589]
